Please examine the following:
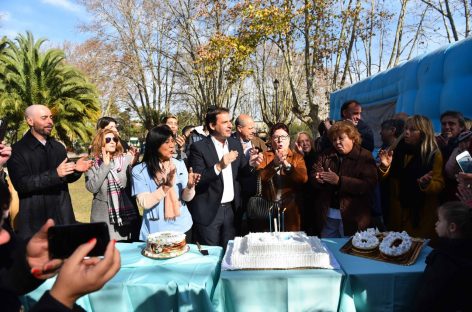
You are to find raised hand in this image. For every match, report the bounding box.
[378,149,393,169]
[102,147,111,166]
[294,141,303,155]
[219,150,238,170]
[57,158,76,177]
[187,167,201,189]
[75,155,93,172]
[49,238,120,309]
[27,219,63,280]
[127,146,140,165]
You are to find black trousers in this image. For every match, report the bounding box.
[193,202,235,249]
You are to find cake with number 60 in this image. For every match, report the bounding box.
[142,231,189,259]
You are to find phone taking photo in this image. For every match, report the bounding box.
[456,150,472,174]
[48,222,110,259]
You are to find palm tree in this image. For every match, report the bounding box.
[0,32,100,145]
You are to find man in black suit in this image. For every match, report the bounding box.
[188,107,262,248]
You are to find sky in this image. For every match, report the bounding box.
[0,0,91,45]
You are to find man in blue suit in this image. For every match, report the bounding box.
[188,107,262,248]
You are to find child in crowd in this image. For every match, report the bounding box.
[415,201,472,312]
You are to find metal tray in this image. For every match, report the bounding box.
[340,235,428,266]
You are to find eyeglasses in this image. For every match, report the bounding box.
[105,137,119,144]
[272,135,289,141]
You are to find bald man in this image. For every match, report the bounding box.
[232,114,267,235]
[7,105,92,238]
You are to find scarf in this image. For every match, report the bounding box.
[155,159,181,221]
[96,156,137,226]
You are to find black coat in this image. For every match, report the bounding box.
[188,136,252,226]
[415,238,472,312]
[7,130,81,239]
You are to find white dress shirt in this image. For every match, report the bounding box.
[211,136,235,203]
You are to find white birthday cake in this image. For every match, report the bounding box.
[230,232,331,269]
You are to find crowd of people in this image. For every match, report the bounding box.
[1,102,472,311]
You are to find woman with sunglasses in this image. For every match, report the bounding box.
[131,125,200,241]
[85,129,140,241]
[250,123,308,232]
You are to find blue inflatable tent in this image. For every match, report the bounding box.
[330,37,472,147]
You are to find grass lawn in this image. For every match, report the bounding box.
[69,175,93,223]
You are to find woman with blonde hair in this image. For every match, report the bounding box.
[86,128,140,241]
[311,121,378,237]
[379,115,445,238]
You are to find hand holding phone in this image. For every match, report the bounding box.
[456,151,472,174]
[48,222,110,259]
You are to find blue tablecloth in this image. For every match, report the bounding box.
[22,243,224,312]
[220,241,344,312]
[323,238,432,312]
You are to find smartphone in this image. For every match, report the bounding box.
[456,150,472,174]
[48,222,110,259]
[0,119,8,141]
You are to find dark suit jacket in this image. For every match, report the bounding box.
[188,136,252,226]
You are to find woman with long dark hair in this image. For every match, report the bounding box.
[132,125,200,240]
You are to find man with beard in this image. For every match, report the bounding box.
[7,105,92,239]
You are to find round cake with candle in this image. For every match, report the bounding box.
[142,231,189,259]
[379,231,412,258]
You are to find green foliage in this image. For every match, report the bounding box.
[0,32,100,145]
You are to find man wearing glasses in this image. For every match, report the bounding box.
[7,105,92,239]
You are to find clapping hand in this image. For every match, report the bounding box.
[75,155,93,172]
[218,150,238,171]
[457,182,472,206]
[417,170,433,188]
[249,148,263,168]
[187,167,201,189]
[128,146,140,165]
[318,168,340,185]
[274,149,288,167]
[57,158,76,177]
[378,149,393,169]
[165,162,177,186]
[49,238,120,309]
[175,135,186,150]
[0,142,12,167]
[102,147,111,166]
